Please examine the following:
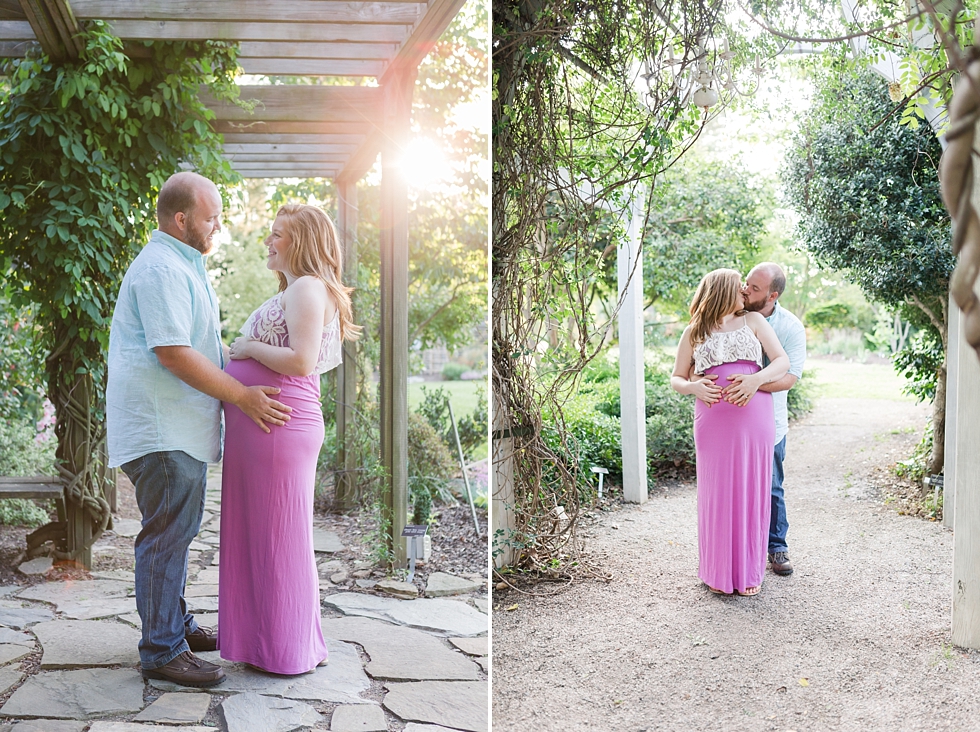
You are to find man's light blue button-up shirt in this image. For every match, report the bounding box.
[764,301,807,445]
[107,229,224,467]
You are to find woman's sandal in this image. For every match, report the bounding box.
[706,584,729,595]
[738,586,761,597]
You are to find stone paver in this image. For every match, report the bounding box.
[149,640,371,704]
[16,559,52,576]
[312,528,344,553]
[424,572,484,597]
[383,681,487,732]
[385,598,487,637]
[108,518,142,538]
[186,596,218,613]
[449,637,488,656]
[219,692,322,732]
[184,584,218,598]
[56,597,137,621]
[403,725,460,732]
[331,703,387,732]
[0,668,23,695]
[0,645,30,666]
[133,692,211,724]
[0,603,54,629]
[321,616,481,680]
[16,580,132,606]
[33,620,141,668]
[0,630,32,647]
[0,668,144,719]
[3,721,86,732]
[89,724,213,732]
[376,579,417,599]
[325,592,488,636]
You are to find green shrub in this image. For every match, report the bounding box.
[441,362,466,381]
[787,368,816,422]
[415,384,487,461]
[645,373,696,468]
[408,411,457,514]
[896,421,933,484]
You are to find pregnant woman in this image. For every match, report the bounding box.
[670,269,788,597]
[218,203,359,674]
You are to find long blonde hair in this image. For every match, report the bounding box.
[275,204,361,342]
[688,268,744,347]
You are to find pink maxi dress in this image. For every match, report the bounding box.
[218,291,340,674]
[692,322,774,594]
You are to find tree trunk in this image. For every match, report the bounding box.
[929,360,946,477]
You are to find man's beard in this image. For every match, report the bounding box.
[742,296,766,313]
[186,229,212,254]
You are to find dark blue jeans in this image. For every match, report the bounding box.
[122,451,206,670]
[768,437,788,555]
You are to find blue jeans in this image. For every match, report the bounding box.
[122,451,206,670]
[769,437,788,554]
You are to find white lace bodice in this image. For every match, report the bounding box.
[693,323,763,373]
[240,291,342,375]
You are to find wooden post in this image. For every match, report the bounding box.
[379,67,415,568]
[618,202,648,503]
[951,123,980,647]
[335,178,359,508]
[491,389,516,568]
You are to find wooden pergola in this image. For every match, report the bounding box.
[0,0,467,566]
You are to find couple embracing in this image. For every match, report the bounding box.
[670,264,807,597]
[105,172,359,686]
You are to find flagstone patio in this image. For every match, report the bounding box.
[0,469,488,731]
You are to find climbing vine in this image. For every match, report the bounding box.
[0,22,240,556]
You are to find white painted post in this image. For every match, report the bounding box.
[951,278,980,646]
[491,390,516,568]
[618,202,648,504]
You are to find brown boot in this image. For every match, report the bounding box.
[768,551,794,576]
[185,625,218,653]
[142,651,226,687]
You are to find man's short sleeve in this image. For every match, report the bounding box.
[131,266,194,349]
[783,319,807,379]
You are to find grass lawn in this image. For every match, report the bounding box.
[805,356,916,401]
[408,379,488,463]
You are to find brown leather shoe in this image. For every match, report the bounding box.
[185,625,218,653]
[769,551,794,576]
[142,651,225,687]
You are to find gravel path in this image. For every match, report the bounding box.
[491,393,980,731]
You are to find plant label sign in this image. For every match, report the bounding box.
[402,525,428,537]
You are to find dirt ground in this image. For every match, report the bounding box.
[491,393,980,731]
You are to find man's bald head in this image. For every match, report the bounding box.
[748,262,787,298]
[157,172,217,228]
[156,172,223,254]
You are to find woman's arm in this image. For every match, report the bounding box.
[229,277,334,377]
[723,313,790,406]
[670,327,722,406]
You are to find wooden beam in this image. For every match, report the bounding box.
[238,41,397,60]
[380,0,466,85]
[0,38,36,55]
[225,153,349,163]
[105,20,410,43]
[230,166,341,176]
[70,0,425,21]
[17,0,62,58]
[213,120,379,136]
[204,85,382,123]
[223,143,358,155]
[335,179,359,509]
[42,0,83,56]
[335,129,382,185]
[0,20,35,39]
[0,0,25,19]
[239,58,384,77]
[378,67,416,568]
[219,133,366,146]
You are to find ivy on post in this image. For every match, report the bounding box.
[0,22,241,567]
